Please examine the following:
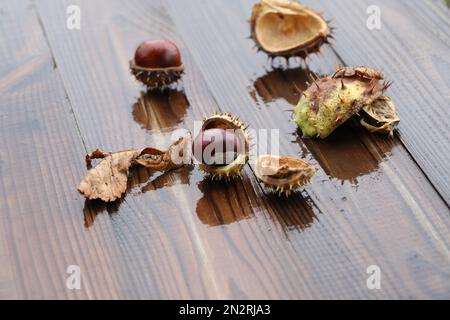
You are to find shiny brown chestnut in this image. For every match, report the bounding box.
[193,113,250,180]
[192,128,241,166]
[130,39,184,90]
[135,39,182,68]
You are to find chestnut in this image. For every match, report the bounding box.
[134,39,182,69]
[194,113,250,180]
[192,128,241,166]
[130,39,184,90]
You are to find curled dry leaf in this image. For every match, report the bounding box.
[78,133,191,202]
[78,149,142,202]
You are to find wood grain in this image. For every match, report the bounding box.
[166,0,450,299]
[304,0,450,202]
[0,0,128,299]
[35,0,324,299]
[0,0,448,299]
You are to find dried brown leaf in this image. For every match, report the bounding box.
[78,149,142,202]
[78,133,191,202]
[136,133,191,171]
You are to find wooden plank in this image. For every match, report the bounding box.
[166,0,450,299]
[304,0,450,202]
[0,0,129,299]
[35,0,333,299]
[34,0,217,299]
[0,0,439,299]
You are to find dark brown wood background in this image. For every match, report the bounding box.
[0,0,449,299]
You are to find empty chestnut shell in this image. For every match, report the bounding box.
[255,154,316,196]
[130,39,184,90]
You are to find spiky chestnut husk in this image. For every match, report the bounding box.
[197,113,250,180]
[130,60,184,90]
[332,66,384,80]
[360,96,400,136]
[333,66,399,136]
[255,154,316,196]
[250,0,332,60]
[294,66,392,138]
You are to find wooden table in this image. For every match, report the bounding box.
[1,0,449,299]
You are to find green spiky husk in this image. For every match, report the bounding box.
[294,77,383,138]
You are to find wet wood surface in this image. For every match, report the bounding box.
[0,0,449,299]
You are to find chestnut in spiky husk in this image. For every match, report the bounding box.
[250,0,332,60]
[254,154,316,196]
[193,113,249,180]
[130,39,184,90]
[294,66,396,138]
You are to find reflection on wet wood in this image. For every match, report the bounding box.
[0,0,449,299]
[132,90,190,132]
[196,179,251,226]
[252,67,312,105]
[299,123,394,184]
[250,64,394,184]
[194,173,316,237]
[83,166,194,228]
[168,0,450,299]
[305,0,450,201]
